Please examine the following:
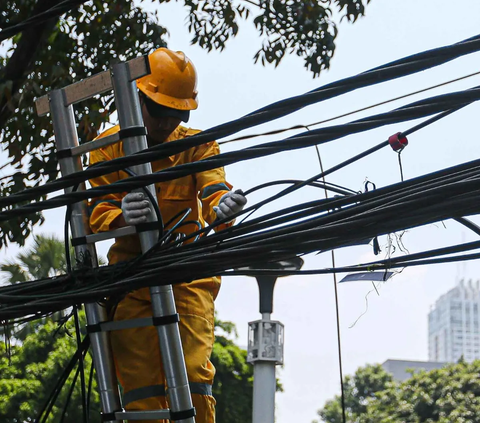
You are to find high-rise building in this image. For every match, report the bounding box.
[428,279,480,363]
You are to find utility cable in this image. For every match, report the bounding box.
[315,144,347,423]
[1,86,478,218]
[5,163,480,318]
[4,32,480,208]
[0,0,89,42]
[219,69,480,145]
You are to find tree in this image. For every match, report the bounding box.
[360,361,480,423]
[212,316,254,422]
[315,364,393,423]
[0,316,101,423]
[0,233,70,341]
[0,0,372,248]
[316,361,480,423]
[1,233,68,283]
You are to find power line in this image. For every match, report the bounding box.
[0,0,90,42]
[219,69,480,145]
[3,32,480,210]
[1,85,478,218]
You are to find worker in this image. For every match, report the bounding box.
[88,47,247,423]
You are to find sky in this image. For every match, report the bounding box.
[2,0,480,422]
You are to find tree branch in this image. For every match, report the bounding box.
[0,0,62,133]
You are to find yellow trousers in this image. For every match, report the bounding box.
[110,280,219,423]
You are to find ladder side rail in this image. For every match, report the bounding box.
[49,89,123,423]
[36,56,150,116]
[111,61,196,423]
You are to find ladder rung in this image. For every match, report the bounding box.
[116,410,171,420]
[83,226,137,244]
[68,132,120,156]
[35,55,149,116]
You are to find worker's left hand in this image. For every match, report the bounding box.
[213,189,247,220]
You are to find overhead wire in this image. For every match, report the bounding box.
[219,69,480,145]
[1,85,479,221]
[5,155,480,319]
[2,34,480,347]
[3,32,480,209]
[0,0,90,42]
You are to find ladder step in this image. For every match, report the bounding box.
[66,131,120,157]
[76,226,138,245]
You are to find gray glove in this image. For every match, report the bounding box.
[121,192,152,225]
[213,189,247,220]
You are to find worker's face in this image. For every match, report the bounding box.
[140,97,181,146]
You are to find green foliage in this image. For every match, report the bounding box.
[212,315,254,422]
[0,0,167,248]
[0,315,101,423]
[316,361,480,423]
[0,0,371,248]
[360,361,480,423]
[0,315,254,422]
[1,233,68,283]
[316,364,393,423]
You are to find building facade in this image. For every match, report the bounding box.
[382,359,447,381]
[428,279,480,363]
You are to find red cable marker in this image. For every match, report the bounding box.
[388,132,408,152]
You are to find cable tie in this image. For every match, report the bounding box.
[388,132,408,152]
[118,126,147,140]
[86,323,102,334]
[56,148,73,160]
[101,411,121,421]
[71,236,87,247]
[152,313,180,326]
[170,407,196,421]
[135,221,161,233]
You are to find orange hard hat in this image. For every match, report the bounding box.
[137,48,198,111]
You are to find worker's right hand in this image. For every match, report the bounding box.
[121,192,152,225]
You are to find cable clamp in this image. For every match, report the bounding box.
[152,313,180,326]
[170,407,196,421]
[388,132,408,152]
[86,323,102,334]
[71,236,87,247]
[135,221,161,233]
[101,410,122,421]
[118,126,147,140]
[56,148,73,160]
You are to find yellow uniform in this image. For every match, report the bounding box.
[89,125,232,423]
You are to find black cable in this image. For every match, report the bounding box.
[59,349,85,423]
[2,87,478,220]
[0,0,89,42]
[244,179,357,197]
[6,161,480,317]
[73,307,88,423]
[5,33,480,209]
[37,336,90,423]
[164,208,193,228]
[86,359,95,418]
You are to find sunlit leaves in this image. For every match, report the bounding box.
[0,0,167,247]
[183,0,369,76]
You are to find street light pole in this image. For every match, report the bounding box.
[246,258,304,423]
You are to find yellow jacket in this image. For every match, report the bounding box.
[88,124,232,264]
